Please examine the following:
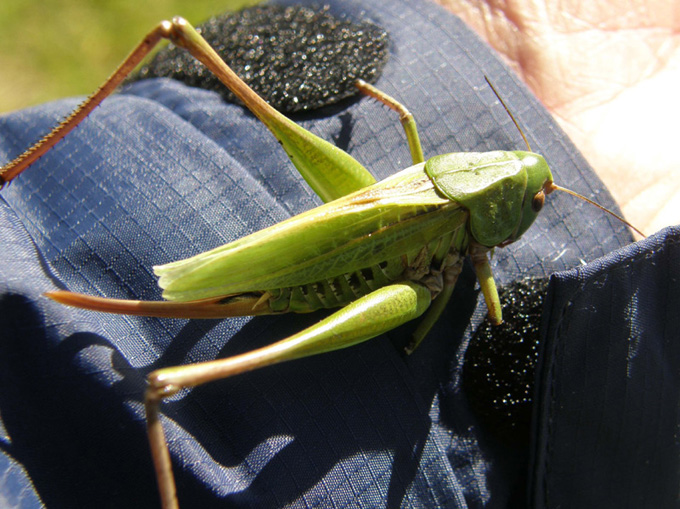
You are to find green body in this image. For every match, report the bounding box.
[155,150,553,317]
[155,163,466,307]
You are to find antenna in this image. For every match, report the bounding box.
[484,76,531,151]
[546,183,646,238]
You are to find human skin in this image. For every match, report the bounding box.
[435,0,679,236]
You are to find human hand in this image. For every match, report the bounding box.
[435,0,679,235]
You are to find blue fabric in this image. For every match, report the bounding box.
[531,226,680,508]
[1,0,676,507]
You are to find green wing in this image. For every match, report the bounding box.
[155,163,466,301]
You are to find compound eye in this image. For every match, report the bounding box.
[531,190,545,212]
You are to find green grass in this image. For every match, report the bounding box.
[0,0,260,113]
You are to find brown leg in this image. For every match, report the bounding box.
[355,79,425,165]
[0,21,174,186]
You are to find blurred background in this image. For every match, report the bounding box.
[0,0,259,113]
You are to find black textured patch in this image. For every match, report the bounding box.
[131,4,389,113]
[463,277,549,445]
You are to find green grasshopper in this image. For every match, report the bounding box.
[0,16,642,509]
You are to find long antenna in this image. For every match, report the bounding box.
[484,76,531,151]
[484,76,645,238]
[547,183,646,238]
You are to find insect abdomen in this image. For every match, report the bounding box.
[267,257,403,312]
[266,227,467,313]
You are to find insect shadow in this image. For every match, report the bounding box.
[0,283,477,507]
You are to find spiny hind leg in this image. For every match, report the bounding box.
[145,281,431,509]
[1,17,377,203]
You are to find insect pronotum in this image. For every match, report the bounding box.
[0,16,643,509]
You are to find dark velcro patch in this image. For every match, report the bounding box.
[131,4,389,113]
[464,277,548,445]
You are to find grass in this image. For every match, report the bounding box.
[0,0,260,113]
